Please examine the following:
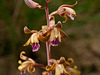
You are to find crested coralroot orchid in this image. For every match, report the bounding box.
[45,57,81,75]
[18,0,80,75]
[23,26,52,52]
[18,51,46,74]
[49,1,77,23]
[49,16,67,46]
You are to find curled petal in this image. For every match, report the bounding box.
[68,58,74,65]
[24,26,38,34]
[24,0,44,9]
[58,57,70,67]
[20,51,36,64]
[59,1,77,8]
[20,51,28,60]
[27,65,35,74]
[58,57,66,64]
[58,29,67,40]
[46,64,56,71]
[61,65,70,75]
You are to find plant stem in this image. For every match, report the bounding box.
[45,0,52,75]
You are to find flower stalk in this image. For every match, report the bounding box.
[45,0,52,75]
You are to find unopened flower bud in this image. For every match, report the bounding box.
[24,0,44,9]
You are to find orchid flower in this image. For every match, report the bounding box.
[49,1,77,23]
[49,16,67,46]
[23,26,52,52]
[45,57,81,75]
[18,51,36,74]
[18,51,46,74]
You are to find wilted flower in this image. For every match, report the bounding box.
[18,51,36,74]
[49,1,77,23]
[49,16,67,46]
[46,57,81,75]
[24,0,45,9]
[23,26,52,52]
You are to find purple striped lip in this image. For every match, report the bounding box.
[32,43,40,52]
[51,38,59,46]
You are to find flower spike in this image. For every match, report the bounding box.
[24,0,45,9]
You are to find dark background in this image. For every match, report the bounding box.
[0,0,100,75]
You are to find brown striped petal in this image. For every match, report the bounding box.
[24,26,38,34]
[58,29,67,40]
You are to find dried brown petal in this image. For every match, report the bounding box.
[55,21,62,28]
[58,57,70,67]
[58,29,67,39]
[58,57,66,64]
